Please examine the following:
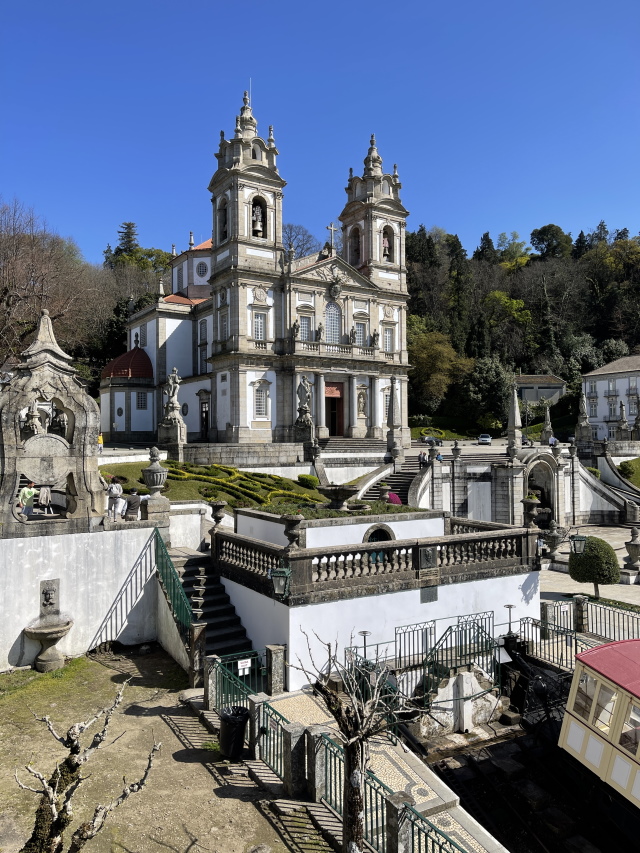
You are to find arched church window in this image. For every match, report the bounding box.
[218,199,228,243]
[252,145,262,161]
[382,179,391,195]
[252,197,267,238]
[350,228,361,266]
[382,226,394,263]
[325,302,342,344]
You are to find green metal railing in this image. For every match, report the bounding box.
[422,622,498,701]
[154,528,193,643]
[220,649,268,696]
[519,618,597,671]
[260,702,290,779]
[402,804,469,853]
[211,658,254,710]
[321,734,392,853]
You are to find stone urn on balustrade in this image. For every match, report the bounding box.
[625,528,640,570]
[142,447,168,497]
[317,484,360,511]
[521,495,541,528]
[282,514,304,551]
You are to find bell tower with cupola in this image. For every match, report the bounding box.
[339,135,409,293]
[208,92,286,273]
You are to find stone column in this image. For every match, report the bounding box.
[430,452,443,511]
[305,725,335,802]
[371,376,382,439]
[316,372,328,439]
[266,644,286,696]
[573,594,589,633]
[348,374,359,437]
[385,793,412,853]
[248,691,270,758]
[282,722,307,798]
[204,654,222,711]
[189,622,207,688]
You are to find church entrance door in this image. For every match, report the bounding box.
[200,400,209,439]
[325,382,344,436]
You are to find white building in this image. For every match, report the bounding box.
[583,355,640,440]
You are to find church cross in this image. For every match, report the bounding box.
[326,222,338,249]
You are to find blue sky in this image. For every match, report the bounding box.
[2,1,638,264]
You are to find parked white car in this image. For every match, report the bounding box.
[477,434,492,445]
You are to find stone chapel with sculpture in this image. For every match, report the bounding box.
[99,93,411,459]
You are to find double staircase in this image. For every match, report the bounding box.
[169,547,252,658]
[362,452,421,505]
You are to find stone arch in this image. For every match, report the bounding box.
[251,196,267,238]
[362,523,395,543]
[524,456,560,526]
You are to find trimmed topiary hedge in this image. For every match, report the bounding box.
[568,536,620,598]
[298,474,320,489]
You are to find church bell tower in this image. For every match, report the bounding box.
[208,92,286,273]
[339,135,409,293]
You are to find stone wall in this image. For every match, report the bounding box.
[0,527,158,671]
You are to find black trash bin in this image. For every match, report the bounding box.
[218,705,250,761]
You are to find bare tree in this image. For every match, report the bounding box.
[282,223,322,259]
[15,682,161,853]
[295,634,419,853]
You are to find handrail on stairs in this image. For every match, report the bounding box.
[154,528,194,644]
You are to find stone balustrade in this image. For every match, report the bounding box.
[213,525,537,606]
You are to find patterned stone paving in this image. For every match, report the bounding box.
[269,688,335,726]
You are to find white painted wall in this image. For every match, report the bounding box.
[179,380,210,433]
[220,577,289,651]
[169,503,214,550]
[304,516,444,549]
[165,317,193,379]
[0,528,158,671]
[468,481,492,521]
[130,391,153,431]
[216,370,231,430]
[113,391,126,432]
[236,513,288,546]
[100,392,110,432]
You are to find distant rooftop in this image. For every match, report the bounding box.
[101,346,153,380]
[584,355,640,377]
[576,639,640,699]
[515,374,566,385]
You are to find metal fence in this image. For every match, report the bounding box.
[586,600,640,641]
[154,529,193,643]
[260,702,290,780]
[547,600,573,630]
[457,610,494,637]
[401,804,468,853]
[211,658,254,711]
[519,618,596,671]
[422,622,499,700]
[219,649,267,696]
[395,620,436,669]
[321,734,392,853]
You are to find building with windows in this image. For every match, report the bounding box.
[100,93,411,455]
[582,356,640,440]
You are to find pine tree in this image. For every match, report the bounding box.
[572,230,589,259]
[114,222,140,257]
[472,232,499,264]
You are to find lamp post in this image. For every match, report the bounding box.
[269,559,292,600]
[504,604,516,635]
[358,630,372,660]
[570,534,587,555]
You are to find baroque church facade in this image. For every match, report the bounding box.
[100,94,411,452]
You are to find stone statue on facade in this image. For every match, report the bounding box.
[371,329,379,348]
[295,375,314,441]
[158,367,187,453]
[349,327,357,344]
[358,390,367,416]
[292,318,300,339]
[297,375,312,411]
[164,367,181,412]
[315,323,324,342]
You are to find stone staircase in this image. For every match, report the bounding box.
[319,437,388,468]
[169,548,252,657]
[362,452,421,504]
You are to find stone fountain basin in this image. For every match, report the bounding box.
[25,620,73,643]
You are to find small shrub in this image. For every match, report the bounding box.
[586,466,601,479]
[298,474,320,489]
[618,461,634,480]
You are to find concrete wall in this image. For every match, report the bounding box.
[169,502,214,550]
[0,527,158,671]
[165,317,192,379]
[221,570,540,691]
[304,515,444,549]
[156,581,189,671]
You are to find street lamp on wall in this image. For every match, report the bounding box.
[570,534,587,555]
[269,560,292,599]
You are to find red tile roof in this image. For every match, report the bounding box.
[576,640,640,699]
[101,347,153,380]
[194,239,212,250]
[163,294,206,305]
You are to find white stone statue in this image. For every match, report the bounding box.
[297,375,312,410]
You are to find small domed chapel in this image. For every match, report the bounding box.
[100,93,411,455]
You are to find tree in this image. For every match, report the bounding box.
[0,198,101,368]
[406,317,472,414]
[497,231,530,264]
[15,682,160,853]
[282,223,322,258]
[458,356,512,425]
[568,536,620,599]
[572,230,589,259]
[296,635,421,853]
[472,232,500,264]
[114,222,140,257]
[530,224,573,260]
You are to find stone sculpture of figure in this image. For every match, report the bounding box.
[579,392,588,420]
[297,375,312,410]
[383,235,390,258]
[42,584,57,611]
[252,201,263,235]
[371,329,380,348]
[358,390,367,415]
[292,318,300,338]
[165,368,181,408]
[24,399,43,436]
[316,323,324,342]
[349,327,357,344]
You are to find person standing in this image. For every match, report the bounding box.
[97,432,104,454]
[18,481,38,517]
[124,489,141,521]
[107,477,123,521]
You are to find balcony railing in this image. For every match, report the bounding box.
[212,523,537,602]
[290,339,401,362]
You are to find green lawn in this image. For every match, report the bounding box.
[616,457,640,488]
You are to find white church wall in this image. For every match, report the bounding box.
[165,317,192,379]
[179,380,210,433]
[0,528,158,671]
[304,516,444,549]
[216,370,231,429]
[100,392,111,432]
[285,571,539,691]
[129,391,153,431]
[236,513,288,546]
[169,502,214,550]
[113,391,126,432]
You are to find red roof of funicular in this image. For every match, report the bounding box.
[576,640,640,700]
[101,346,154,380]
